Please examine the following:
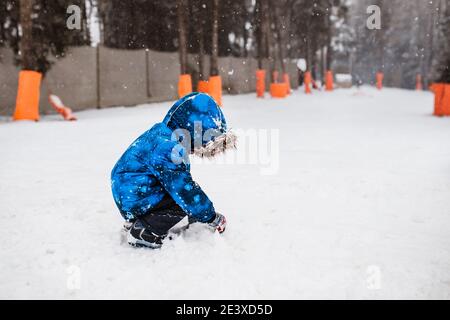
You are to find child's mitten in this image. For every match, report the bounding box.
[208,213,227,234]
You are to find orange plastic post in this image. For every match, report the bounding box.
[178,74,193,98]
[434,84,445,116]
[283,73,291,95]
[376,72,384,90]
[272,71,279,83]
[197,80,209,93]
[208,75,222,106]
[444,85,450,116]
[416,74,423,91]
[325,70,334,91]
[270,83,288,98]
[256,69,266,98]
[304,71,312,94]
[13,70,42,121]
[48,94,77,121]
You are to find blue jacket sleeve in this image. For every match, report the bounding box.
[150,140,216,223]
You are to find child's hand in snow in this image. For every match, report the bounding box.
[208,213,227,234]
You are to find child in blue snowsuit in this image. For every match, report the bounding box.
[111,93,236,248]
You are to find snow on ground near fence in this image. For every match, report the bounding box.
[1,87,450,299]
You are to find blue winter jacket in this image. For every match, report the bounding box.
[111,93,230,223]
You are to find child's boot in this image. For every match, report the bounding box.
[127,220,164,249]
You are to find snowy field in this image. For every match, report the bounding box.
[1,87,450,299]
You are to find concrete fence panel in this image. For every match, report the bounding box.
[98,47,148,108]
[0,49,19,116]
[147,50,180,102]
[1,45,302,117]
[247,58,258,90]
[40,46,97,114]
[218,57,232,93]
[228,57,251,94]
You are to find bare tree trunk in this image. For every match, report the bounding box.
[263,0,275,77]
[321,47,325,82]
[425,0,440,85]
[255,0,261,68]
[20,0,35,70]
[325,45,332,71]
[325,0,333,70]
[306,26,311,72]
[177,0,188,74]
[197,0,207,80]
[210,0,219,76]
[325,22,333,71]
[242,1,249,58]
[311,36,318,79]
[376,0,389,73]
[272,2,286,75]
[424,8,433,85]
[377,31,385,73]
[198,25,205,80]
[255,0,265,69]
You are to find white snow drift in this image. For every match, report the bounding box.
[1,87,450,299]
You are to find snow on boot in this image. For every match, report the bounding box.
[127,220,164,249]
[120,221,133,245]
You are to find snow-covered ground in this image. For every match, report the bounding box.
[1,87,450,299]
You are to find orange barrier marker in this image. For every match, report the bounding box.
[178,74,193,98]
[304,71,312,94]
[209,75,222,106]
[325,70,334,91]
[434,84,444,116]
[48,94,77,121]
[416,74,423,91]
[283,73,291,95]
[13,70,42,121]
[256,69,266,98]
[197,80,209,93]
[376,72,384,90]
[434,84,450,116]
[270,82,288,98]
[444,85,450,116]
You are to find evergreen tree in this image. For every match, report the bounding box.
[351,0,447,88]
[210,0,219,76]
[433,0,450,83]
[177,0,188,74]
[0,1,20,52]
[0,0,90,74]
[99,0,178,51]
[330,0,355,73]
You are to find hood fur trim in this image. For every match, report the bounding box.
[193,130,237,158]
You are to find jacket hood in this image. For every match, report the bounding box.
[163,93,237,157]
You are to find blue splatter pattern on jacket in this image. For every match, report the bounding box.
[111,93,228,223]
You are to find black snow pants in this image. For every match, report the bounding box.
[138,194,196,237]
